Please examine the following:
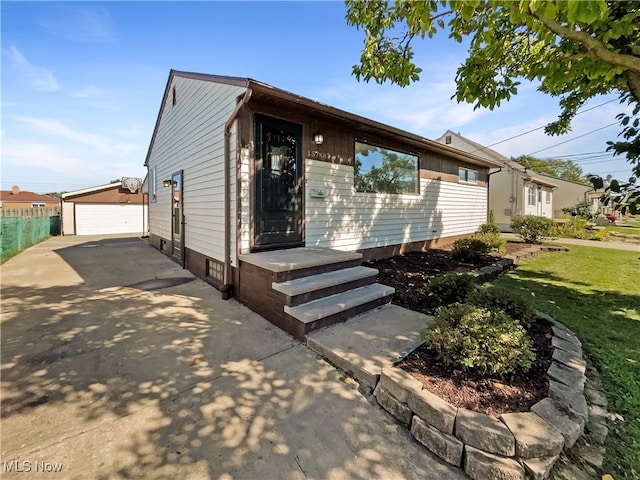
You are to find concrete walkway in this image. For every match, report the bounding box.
[501,233,640,252]
[1,235,464,480]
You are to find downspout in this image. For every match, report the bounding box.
[222,88,252,300]
[486,167,502,219]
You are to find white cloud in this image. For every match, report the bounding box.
[7,45,60,92]
[72,86,106,98]
[38,7,116,42]
[15,116,109,150]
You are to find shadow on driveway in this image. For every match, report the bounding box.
[1,235,463,479]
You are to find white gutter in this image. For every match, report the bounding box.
[222,89,252,299]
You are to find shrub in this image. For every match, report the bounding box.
[425,273,476,307]
[556,216,588,239]
[451,238,492,263]
[510,215,556,244]
[425,303,534,377]
[590,228,611,242]
[561,200,596,221]
[473,232,506,253]
[478,210,501,234]
[467,287,536,327]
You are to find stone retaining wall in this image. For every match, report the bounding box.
[373,313,588,480]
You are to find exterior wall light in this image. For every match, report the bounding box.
[313,132,324,145]
[163,179,172,187]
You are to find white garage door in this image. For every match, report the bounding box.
[75,204,145,235]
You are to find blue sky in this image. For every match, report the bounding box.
[1,1,634,194]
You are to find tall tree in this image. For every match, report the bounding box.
[511,155,586,183]
[345,0,640,213]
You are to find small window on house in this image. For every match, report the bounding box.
[172,86,176,106]
[206,258,224,282]
[546,188,551,204]
[445,135,452,144]
[527,184,536,206]
[458,166,478,184]
[31,202,46,208]
[354,141,419,194]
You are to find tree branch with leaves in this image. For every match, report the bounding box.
[346,0,640,213]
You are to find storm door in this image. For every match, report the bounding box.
[254,115,303,247]
[171,170,184,259]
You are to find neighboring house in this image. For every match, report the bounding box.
[144,70,501,339]
[537,173,593,218]
[435,130,592,231]
[0,185,60,209]
[61,180,146,235]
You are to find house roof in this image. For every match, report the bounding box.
[62,182,122,200]
[436,130,559,188]
[144,70,504,170]
[0,188,59,203]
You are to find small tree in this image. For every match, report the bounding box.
[511,215,556,244]
[561,200,596,221]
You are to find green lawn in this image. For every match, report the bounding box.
[608,225,640,236]
[490,245,640,478]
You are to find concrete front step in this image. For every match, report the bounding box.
[239,247,363,281]
[284,283,395,324]
[272,266,378,306]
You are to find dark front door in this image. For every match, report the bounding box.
[254,115,303,247]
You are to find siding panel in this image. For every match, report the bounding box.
[305,159,487,252]
[147,76,246,264]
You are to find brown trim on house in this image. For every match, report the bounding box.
[420,169,488,187]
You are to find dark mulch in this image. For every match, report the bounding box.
[363,242,554,417]
[398,319,553,417]
[363,243,534,315]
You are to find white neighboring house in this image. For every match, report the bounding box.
[61,181,146,235]
[435,130,590,231]
[143,70,502,339]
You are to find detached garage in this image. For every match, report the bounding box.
[62,181,147,236]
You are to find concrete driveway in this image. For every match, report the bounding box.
[1,235,463,480]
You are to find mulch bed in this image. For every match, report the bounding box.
[363,242,554,417]
[363,243,532,316]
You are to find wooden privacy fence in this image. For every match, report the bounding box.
[0,208,61,262]
[0,207,61,217]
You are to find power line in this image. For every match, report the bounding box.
[527,122,619,155]
[468,98,620,154]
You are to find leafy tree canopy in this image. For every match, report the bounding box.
[345,0,640,212]
[511,155,586,183]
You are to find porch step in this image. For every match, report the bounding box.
[272,266,378,306]
[284,283,395,324]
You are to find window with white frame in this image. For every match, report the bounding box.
[527,184,536,206]
[546,188,551,204]
[31,202,45,208]
[458,166,478,184]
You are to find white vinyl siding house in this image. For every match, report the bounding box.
[146,75,246,266]
[145,71,501,303]
[304,159,486,252]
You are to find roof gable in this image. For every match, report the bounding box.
[144,70,504,170]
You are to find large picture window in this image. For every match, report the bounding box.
[354,142,418,194]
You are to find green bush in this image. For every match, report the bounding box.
[590,228,611,241]
[425,273,476,307]
[561,200,596,221]
[472,232,506,253]
[556,216,588,239]
[425,303,534,377]
[467,287,536,327]
[478,210,501,234]
[451,238,492,263]
[510,215,556,244]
